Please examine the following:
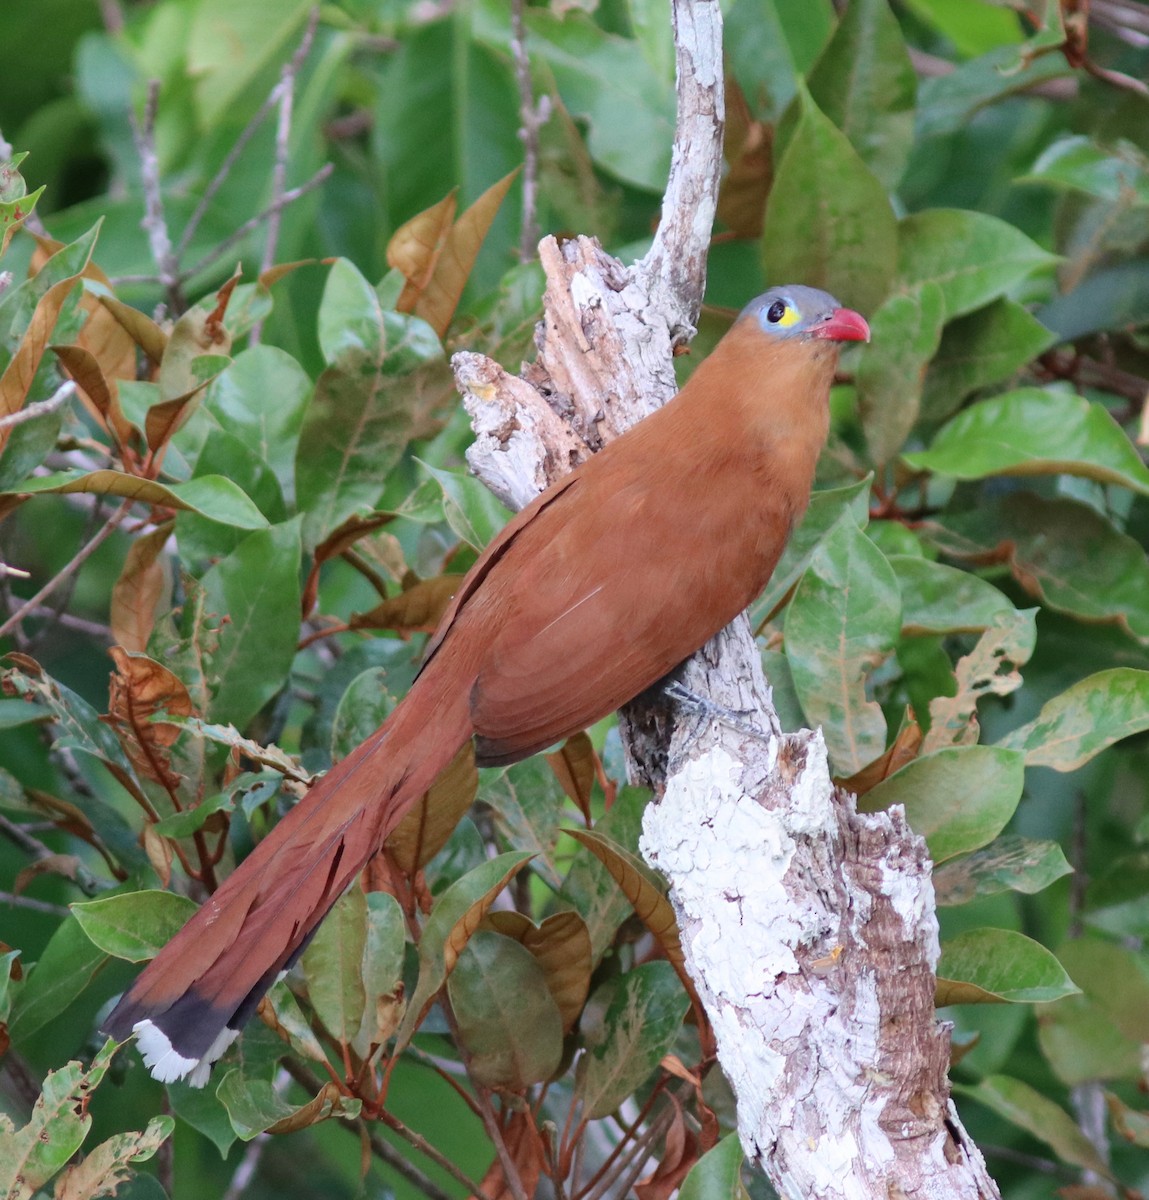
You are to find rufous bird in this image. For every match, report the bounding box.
[104,285,870,1084]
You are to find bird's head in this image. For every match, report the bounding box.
[739,286,871,345]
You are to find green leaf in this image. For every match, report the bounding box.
[394,850,534,1052]
[891,555,1016,635]
[926,494,1149,643]
[906,388,1149,495]
[200,519,303,729]
[578,961,686,1119]
[856,281,945,465]
[301,888,368,1046]
[72,891,197,962]
[217,1070,360,1141]
[749,478,871,627]
[1038,260,1149,342]
[933,836,1072,906]
[899,0,1023,57]
[861,746,1024,862]
[1083,854,1149,940]
[354,892,406,1055]
[920,299,1055,424]
[205,346,311,497]
[938,929,1081,1005]
[0,1042,116,1198]
[807,0,916,190]
[0,388,70,490]
[330,667,397,761]
[295,262,444,550]
[513,5,675,191]
[1021,135,1149,205]
[7,916,108,1042]
[448,931,564,1089]
[762,83,897,315]
[957,1075,1111,1177]
[3,469,269,528]
[678,1132,745,1200]
[785,521,900,776]
[896,209,1057,321]
[418,460,513,551]
[915,43,1073,140]
[481,757,565,888]
[997,668,1149,771]
[48,1116,173,1199]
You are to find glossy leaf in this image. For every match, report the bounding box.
[900,0,1022,56]
[920,298,1054,423]
[937,928,1080,1005]
[762,84,896,315]
[933,837,1072,906]
[394,850,533,1053]
[200,520,303,730]
[419,460,512,551]
[6,917,110,1042]
[958,1075,1111,1178]
[579,961,687,1119]
[72,891,197,962]
[997,668,1149,771]
[481,757,564,887]
[807,0,916,190]
[786,520,900,776]
[861,746,1024,862]
[891,555,1016,635]
[218,1071,359,1141]
[906,389,1149,495]
[896,209,1057,320]
[0,386,69,491]
[927,495,1149,642]
[448,930,564,1089]
[301,888,368,1046]
[1022,135,1149,205]
[3,469,268,528]
[856,281,945,465]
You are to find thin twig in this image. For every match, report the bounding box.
[0,497,133,641]
[510,0,548,262]
[0,890,71,918]
[0,812,104,897]
[2,601,114,642]
[181,165,333,284]
[96,0,124,34]
[130,81,184,313]
[0,381,75,433]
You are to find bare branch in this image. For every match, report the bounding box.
[181,164,333,284]
[0,380,75,433]
[510,0,549,262]
[130,81,184,313]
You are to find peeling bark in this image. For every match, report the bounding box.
[452,1,1000,1196]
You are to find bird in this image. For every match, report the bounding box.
[103,284,870,1085]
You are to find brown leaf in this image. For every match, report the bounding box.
[13,853,83,895]
[103,648,194,791]
[266,1080,360,1135]
[350,573,463,636]
[837,710,922,796]
[389,191,458,311]
[565,827,702,1015]
[545,732,597,821]
[52,343,140,456]
[0,256,92,449]
[302,511,402,616]
[483,909,592,1034]
[474,1108,546,1200]
[386,742,478,874]
[412,170,520,337]
[97,294,168,366]
[111,523,173,652]
[635,1097,698,1200]
[716,78,773,239]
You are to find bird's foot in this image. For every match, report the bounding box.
[661,679,774,743]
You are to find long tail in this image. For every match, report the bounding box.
[103,661,474,1085]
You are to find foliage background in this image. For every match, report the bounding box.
[2,0,1149,1197]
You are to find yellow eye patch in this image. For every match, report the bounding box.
[776,303,801,328]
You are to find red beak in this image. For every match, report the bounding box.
[811,307,870,343]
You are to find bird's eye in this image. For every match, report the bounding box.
[766,300,788,324]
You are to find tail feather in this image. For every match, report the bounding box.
[104,670,474,1084]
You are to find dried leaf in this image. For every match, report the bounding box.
[545,732,597,820]
[484,909,593,1033]
[350,573,462,635]
[103,648,194,791]
[838,710,922,795]
[110,524,172,653]
[96,295,167,366]
[388,191,458,310]
[636,1096,698,1200]
[476,1108,546,1200]
[413,170,520,337]
[386,742,478,874]
[266,1081,359,1135]
[51,344,139,456]
[142,824,173,888]
[13,853,83,895]
[51,1116,172,1200]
